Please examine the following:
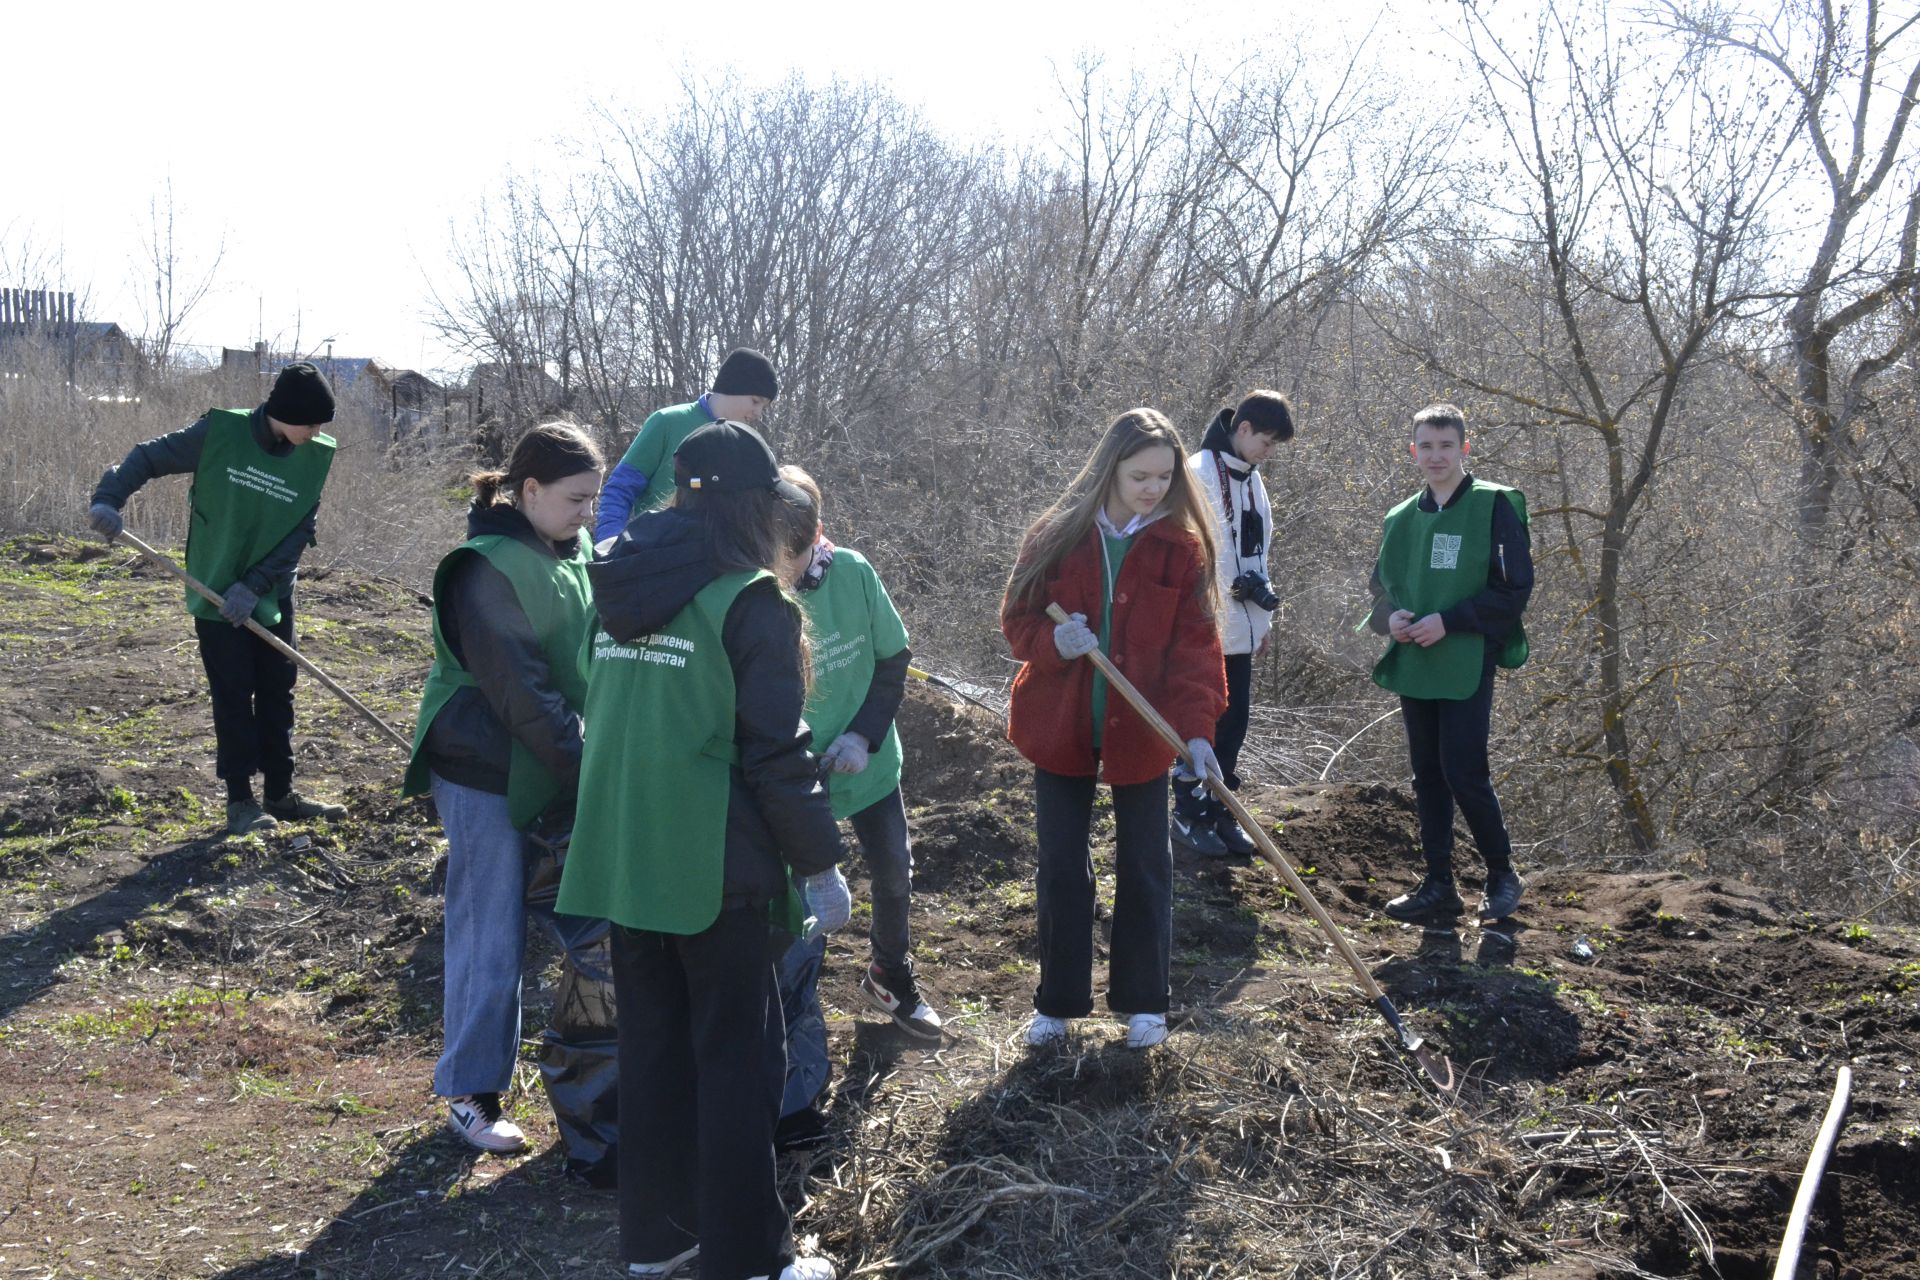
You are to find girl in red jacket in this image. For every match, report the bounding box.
[1001,408,1227,1050]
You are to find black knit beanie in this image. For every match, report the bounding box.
[265,362,336,426]
[712,347,779,401]
[1233,390,1294,442]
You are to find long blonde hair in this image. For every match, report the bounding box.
[1006,408,1220,617]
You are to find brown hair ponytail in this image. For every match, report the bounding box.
[469,421,604,506]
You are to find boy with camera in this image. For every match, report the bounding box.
[1175,391,1295,856]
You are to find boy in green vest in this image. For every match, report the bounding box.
[1364,403,1533,924]
[87,362,348,837]
[592,347,779,542]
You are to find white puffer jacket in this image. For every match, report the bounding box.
[1188,446,1274,656]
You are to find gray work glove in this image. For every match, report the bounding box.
[821,731,870,775]
[1053,611,1098,660]
[1176,738,1223,795]
[799,867,852,942]
[87,502,123,542]
[219,582,259,627]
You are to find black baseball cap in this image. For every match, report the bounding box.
[673,420,808,504]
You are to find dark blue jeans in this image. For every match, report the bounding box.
[1033,767,1171,1017]
[852,788,915,973]
[194,598,297,798]
[1400,663,1513,880]
[1214,652,1255,790]
[775,787,915,1117]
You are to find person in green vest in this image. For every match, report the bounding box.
[592,346,779,542]
[1364,403,1534,924]
[768,465,940,1151]
[400,422,616,1174]
[86,362,346,837]
[561,420,845,1280]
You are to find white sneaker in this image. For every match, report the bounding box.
[1125,1013,1168,1050]
[629,1245,699,1278]
[747,1258,836,1280]
[1025,1013,1069,1046]
[445,1093,527,1153]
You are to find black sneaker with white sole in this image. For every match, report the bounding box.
[860,962,943,1041]
[1167,786,1228,855]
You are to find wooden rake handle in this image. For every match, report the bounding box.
[1044,603,1415,1032]
[119,530,415,755]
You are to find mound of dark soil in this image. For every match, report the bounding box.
[1,763,117,835]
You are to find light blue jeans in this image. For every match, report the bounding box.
[430,773,603,1097]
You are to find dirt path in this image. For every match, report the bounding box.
[1,534,1915,1278]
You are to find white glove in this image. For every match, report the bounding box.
[1178,739,1222,790]
[799,868,852,941]
[1053,612,1098,660]
[821,731,870,774]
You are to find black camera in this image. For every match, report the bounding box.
[1230,570,1279,612]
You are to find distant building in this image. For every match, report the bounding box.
[0,288,143,392]
[228,347,445,440]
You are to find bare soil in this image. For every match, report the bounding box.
[1,534,1915,1278]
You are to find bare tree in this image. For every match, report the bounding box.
[135,178,224,377]
[1657,0,1920,801]
[1179,48,1457,421]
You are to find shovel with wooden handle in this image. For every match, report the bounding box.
[1045,603,1457,1092]
[118,530,415,755]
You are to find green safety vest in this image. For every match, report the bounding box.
[617,400,715,515]
[185,409,335,626]
[1371,480,1529,701]
[402,530,595,829]
[800,547,909,819]
[559,570,807,935]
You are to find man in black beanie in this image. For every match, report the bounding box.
[594,346,780,541]
[86,361,349,836]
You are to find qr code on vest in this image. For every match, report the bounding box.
[1430,533,1462,569]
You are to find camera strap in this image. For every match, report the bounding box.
[1214,452,1265,560]
[1211,451,1238,522]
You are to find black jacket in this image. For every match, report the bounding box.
[91,406,319,601]
[421,502,588,802]
[590,508,844,906]
[1366,474,1534,666]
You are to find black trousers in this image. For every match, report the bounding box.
[610,908,794,1279]
[193,598,297,799]
[1213,652,1255,789]
[1033,767,1171,1017]
[1400,662,1513,880]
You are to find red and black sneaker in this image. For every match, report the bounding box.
[859,962,943,1042]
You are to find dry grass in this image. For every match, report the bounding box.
[0,355,467,591]
[775,1003,1773,1279]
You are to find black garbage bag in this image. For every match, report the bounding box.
[526,818,619,1183]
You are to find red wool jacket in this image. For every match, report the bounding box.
[1001,519,1227,786]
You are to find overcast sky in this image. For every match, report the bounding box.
[6,0,1473,377]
